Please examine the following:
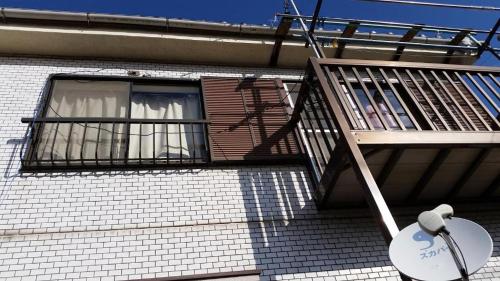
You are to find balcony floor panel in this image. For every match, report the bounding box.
[323,147,500,207]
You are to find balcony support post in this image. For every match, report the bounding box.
[309,57,401,243]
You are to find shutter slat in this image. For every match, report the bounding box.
[202,77,299,161]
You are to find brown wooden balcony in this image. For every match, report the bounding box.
[291,58,500,208]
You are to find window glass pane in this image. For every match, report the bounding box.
[38,80,129,163]
[128,84,206,162]
[47,80,129,118]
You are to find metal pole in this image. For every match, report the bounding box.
[306,0,323,48]
[288,0,325,58]
[478,19,500,58]
[358,0,500,11]
[276,13,496,34]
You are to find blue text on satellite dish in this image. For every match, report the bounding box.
[412,230,434,250]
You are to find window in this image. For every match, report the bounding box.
[23,77,209,168]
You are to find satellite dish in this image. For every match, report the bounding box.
[389,217,492,281]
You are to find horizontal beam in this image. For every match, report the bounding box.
[352,131,500,147]
[316,35,479,51]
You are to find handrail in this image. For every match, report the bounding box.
[21,117,210,124]
[315,58,500,73]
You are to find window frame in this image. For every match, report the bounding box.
[22,74,211,170]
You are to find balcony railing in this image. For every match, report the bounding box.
[290,58,500,209]
[20,117,210,169]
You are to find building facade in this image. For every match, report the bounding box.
[0,8,499,281]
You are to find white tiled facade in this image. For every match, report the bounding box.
[0,57,498,281]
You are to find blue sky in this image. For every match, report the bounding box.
[0,0,498,65]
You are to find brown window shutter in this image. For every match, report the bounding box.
[201,77,299,162]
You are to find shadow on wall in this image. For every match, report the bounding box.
[237,167,395,281]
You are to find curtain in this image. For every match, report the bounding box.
[37,80,129,164]
[128,85,205,162]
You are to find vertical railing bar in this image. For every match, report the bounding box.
[454,72,500,129]
[80,122,87,166]
[49,121,60,166]
[308,80,340,142]
[300,116,323,176]
[325,67,363,129]
[338,66,374,130]
[153,122,156,165]
[352,67,391,130]
[465,72,500,113]
[65,122,74,166]
[306,93,334,156]
[392,69,435,130]
[179,123,182,164]
[487,73,500,88]
[418,69,465,131]
[379,68,421,131]
[301,96,329,170]
[202,124,209,162]
[30,123,41,166]
[166,123,169,165]
[405,69,450,130]
[477,73,500,101]
[124,121,130,165]
[95,122,101,166]
[441,71,487,131]
[110,122,115,165]
[38,123,53,163]
[139,122,142,165]
[430,70,477,131]
[366,67,406,130]
[191,122,196,163]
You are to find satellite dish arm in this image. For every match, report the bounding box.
[418,204,469,281]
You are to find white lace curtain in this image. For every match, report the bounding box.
[128,85,204,161]
[37,81,204,164]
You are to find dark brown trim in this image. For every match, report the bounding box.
[378,68,422,130]
[366,67,406,130]
[352,67,391,130]
[337,66,373,130]
[464,72,500,113]
[441,71,491,131]
[430,70,477,131]
[334,21,359,58]
[391,68,436,130]
[309,57,400,242]
[392,25,422,61]
[444,30,470,64]
[128,269,261,281]
[269,16,293,66]
[405,69,451,130]
[453,72,500,129]
[406,148,451,202]
[418,69,464,130]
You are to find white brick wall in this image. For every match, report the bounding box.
[0,56,498,281]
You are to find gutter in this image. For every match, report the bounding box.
[0,7,474,47]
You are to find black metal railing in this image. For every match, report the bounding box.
[20,117,210,169]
